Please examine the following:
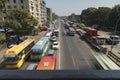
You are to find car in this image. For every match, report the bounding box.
[26,63,38,70]
[48,49,55,56]
[51,36,57,42]
[40,26,48,31]
[52,41,59,50]
[45,32,52,37]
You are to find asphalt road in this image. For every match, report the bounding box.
[56,19,102,70]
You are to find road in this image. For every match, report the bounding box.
[56,19,102,70]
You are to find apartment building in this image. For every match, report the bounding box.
[41,0,47,26]
[5,0,43,27]
[47,8,52,26]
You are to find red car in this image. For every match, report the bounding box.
[40,26,48,31]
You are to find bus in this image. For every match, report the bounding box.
[36,56,56,70]
[30,36,50,60]
[4,39,35,69]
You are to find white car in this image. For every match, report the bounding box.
[51,36,57,42]
[52,41,59,50]
[26,63,38,70]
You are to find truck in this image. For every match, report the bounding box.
[79,27,106,45]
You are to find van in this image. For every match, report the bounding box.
[48,50,55,56]
[26,63,38,70]
[107,35,120,45]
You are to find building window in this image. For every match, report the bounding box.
[36,13,39,16]
[13,0,16,3]
[8,5,11,9]
[21,0,23,3]
[31,6,34,11]
[8,0,10,3]
[32,12,34,15]
[21,5,24,9]
[14,5,17,8]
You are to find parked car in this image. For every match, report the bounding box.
[40,26,48,31]
[51,36,57,42]
[52,41,59,50]
[48,49,55,56]
[45,32,52,37]
[26,63,38,70]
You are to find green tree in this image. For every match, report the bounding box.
[0,0,8,10]
[68,13,77,22]
[7,9,39,35]
[81,7,111,29]
[80,7,97,26]
[52,13,58,21]
[97,7,111,28]
[109,4,120,31]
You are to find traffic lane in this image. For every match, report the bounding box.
[61,35,94,69]
[55,20,76,69]
[70,34,99,69]
[60,26,99,69]
[73,34,102,69]
[60,36,76,69]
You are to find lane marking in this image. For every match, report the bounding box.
[72,56,76,68]
[58,19,61,69]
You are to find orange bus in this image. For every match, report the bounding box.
[36,56,56,70]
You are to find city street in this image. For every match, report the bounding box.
[56,19,102,70]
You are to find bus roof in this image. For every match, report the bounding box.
[36,56,56,70]
[31,36,49,50]
[5,39,34,55]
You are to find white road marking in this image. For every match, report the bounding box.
[58,19,61,69]
[72,56,76,67]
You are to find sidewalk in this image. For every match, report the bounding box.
[0,31,47,63]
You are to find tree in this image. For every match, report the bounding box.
[94,7,111,29]
[109,4,120,31]
[7,9,39,35]
[0,0,8,10]
[80,7,111,29]
[52,13,58,21]
[80,7,97,26]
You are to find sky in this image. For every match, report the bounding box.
[46,0,120,16]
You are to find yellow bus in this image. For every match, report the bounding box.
[4,39,35,69]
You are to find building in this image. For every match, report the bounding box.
[47,8,52,26]
[5,0,43,27]
[41,0,47,26]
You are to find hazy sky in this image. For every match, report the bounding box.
[46,0,120,16]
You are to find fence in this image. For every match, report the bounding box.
[107,51,120,66]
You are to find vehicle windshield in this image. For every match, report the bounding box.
[0,0,120,79]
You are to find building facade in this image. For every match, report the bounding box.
[5,0,47,27]
[47,8,52,26]
[41,0,47,26]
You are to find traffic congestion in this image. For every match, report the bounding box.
[2,25,60,70]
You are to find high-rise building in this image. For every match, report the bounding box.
[47,8,52,26]
[5,0,43,27]
[41,0,47,26]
